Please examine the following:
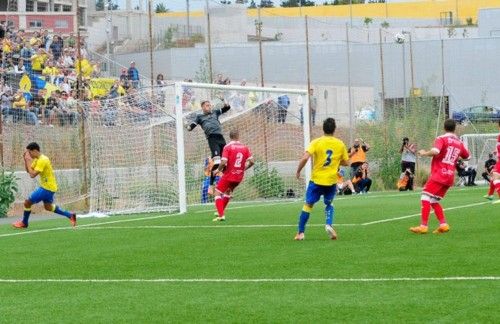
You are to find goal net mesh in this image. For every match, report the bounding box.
[83,86,179,215]
[180,83,308,206]
[83,83,308,215]
[460,133,498,169]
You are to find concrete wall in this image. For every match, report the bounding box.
[113,37,500,123]
[478,8,500,37]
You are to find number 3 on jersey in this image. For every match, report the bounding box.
[323,149,333,166]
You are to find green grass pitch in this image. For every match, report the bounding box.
[0,187,499,323]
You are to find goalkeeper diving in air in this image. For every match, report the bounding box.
[186,99,231,194]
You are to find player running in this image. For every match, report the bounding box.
[212,129,254,222]
[12,142,76,229]
[294,118,350,241]
[187,100,230,195]
[410,119,470,234]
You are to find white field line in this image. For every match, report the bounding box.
[67,224,359,230]
[0,200,491,239]
[361,201,489,226]
[0,276,498,284]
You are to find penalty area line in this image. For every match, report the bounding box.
[362,201,490,226]
[0,276,498,283]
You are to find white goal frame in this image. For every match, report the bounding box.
[174,82,310,214]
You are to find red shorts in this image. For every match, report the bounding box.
[494,161,500,174]
[216,176,241,194]
[422,179,450,200]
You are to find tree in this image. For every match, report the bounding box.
[363,17,373,28]
[259,0,274,7]
[96,0,104,11]
[96,0,118,11]
[155,3,169,13]
[249,0,257,7]
[280,0,315,7]
[380,21,389,28]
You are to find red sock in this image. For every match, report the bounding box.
[431,202,446,225]
[488,181,495,196]
[222,195,231,210]
[495,180,500,197]
[421,200,431,226]
[215,196,225,217]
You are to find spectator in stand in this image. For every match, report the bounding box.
[1,88,13,120]
[127,61,140,89]
[156,73,166,86]
[352,162,372,194]
[215,74,225,85]
[64,33,76,48]
[61,48,74,68]
[32,89,46,120]
[400,137,417,190]
[20,42,34,72]
[42,60,59,84]
[31,48,48,75]
[44,91,59,127]
[349,138,370,177]
[50,35,64,61]
[13,58,26,74]
[12,90,37,125]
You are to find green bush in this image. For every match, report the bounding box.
[0,168,19,217]
[249,163,285,198]
[357,96,443,190]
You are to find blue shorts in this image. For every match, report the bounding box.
[28,187,55,204]
[305,181,336,205]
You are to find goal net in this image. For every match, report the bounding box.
[177,82,310,209]
[460,133,498,169]
[84,86,180,215]
[84,83,309,215]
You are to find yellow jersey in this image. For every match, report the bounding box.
[306,135,349,186]
[31,154,58,192]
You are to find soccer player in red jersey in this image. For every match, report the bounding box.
[492,121,500,204]
[212,129,254,221]
[410,119,470,234]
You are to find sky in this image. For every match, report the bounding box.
[113,0,418,12]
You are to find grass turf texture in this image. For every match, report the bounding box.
[0,187,498,323]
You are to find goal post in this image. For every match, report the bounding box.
[175,81,310,211]
[84,83,310,216]
[460,133,498,169]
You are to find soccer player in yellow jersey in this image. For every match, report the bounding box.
[12,142,76,229]
[294,118,350,240]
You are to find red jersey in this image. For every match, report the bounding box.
[221,141,253,182]
[429,133,470,186]
[496,134,500,160]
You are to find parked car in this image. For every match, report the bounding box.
[452,106,500,124]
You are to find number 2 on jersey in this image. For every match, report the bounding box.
[323,150,333,166]
[234,152,244,168]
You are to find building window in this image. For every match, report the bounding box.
[55,20,68,29]
[37,2,48,12]
[63,5,72,12]
[29,20,43,28]
[26,0,35,12]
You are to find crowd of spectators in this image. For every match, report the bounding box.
[0,23,148,126]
